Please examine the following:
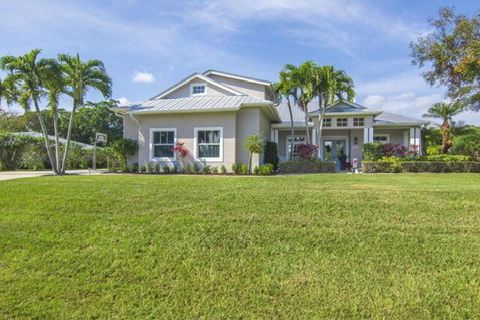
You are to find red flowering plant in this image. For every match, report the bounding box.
[173,142,189,168]
[383,143,408,157]
[295,143,319,160]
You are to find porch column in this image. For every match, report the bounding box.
[363,127,374,143]
[311,126,317,145]
[409,127,421,155]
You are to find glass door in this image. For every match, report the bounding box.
[323,139,347,170]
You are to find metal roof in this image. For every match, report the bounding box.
[126,95,278,117]
[203,69,271,85]
[374,111,429,126]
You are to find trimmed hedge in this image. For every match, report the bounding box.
[278,160,336,174]
[363,161,480,173]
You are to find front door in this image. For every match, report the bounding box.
[323,139,347,170]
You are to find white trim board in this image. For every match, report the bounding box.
[193,127,224,162]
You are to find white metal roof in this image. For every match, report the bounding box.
[203,69,271,86]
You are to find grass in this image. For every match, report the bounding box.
[1,173,480,318]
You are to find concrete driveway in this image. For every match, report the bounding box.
[0,169,107,181]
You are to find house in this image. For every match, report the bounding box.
[116,70,427,171]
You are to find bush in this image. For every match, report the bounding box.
[192,163,200,174]
[423,154,470,162]
[278,160,336,174]
[129,163,138,173]
[426,145,442,155]
[163,165,171,174]
[362,142,384,161]
[211,166,218,174]
[295,143,319,160]
[258,164,274,175]
[220,165,227,174]
[0,131,37,170]
[264,141,279,170]
[203,165,211,174]
[383,144,408,157]
[452,134,480,161]
[145,161,155,174]
[363,161,480,173]
[111,138,138,168]
[184,164,192,174]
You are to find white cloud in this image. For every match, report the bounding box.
[117,97,131,106]
[132,72,155,84]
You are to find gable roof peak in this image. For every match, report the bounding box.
[203,69,271,85]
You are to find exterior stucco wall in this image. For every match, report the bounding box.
[207,74,267,100]
[123,114,140,165]
[164,80,232,99]
[131,112,237,169]
[374,128,408,145]
[235,107,269,167]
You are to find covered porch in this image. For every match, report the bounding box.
[270,125,422,169]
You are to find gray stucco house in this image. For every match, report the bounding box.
[117,70,427,171]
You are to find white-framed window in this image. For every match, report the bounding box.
[190,83,206,96]
[336,118,348,127]
[353,117,364,127]
[287,135,306,158]
[373,134,390,144]
[323,118,332,127]
[150,128,176,160]
[194,127,223,162]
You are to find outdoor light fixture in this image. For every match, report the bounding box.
[354,136,358,145]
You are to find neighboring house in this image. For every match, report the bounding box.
[117,70,427,170]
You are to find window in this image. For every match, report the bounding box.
[323,118,332,127]
[150,128,176,159]
[337,118,348,127]
[373,134,390,144]
[190,84,206,96]
[353,117,364,127]
[195,127,223,161]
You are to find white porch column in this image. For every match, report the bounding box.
[409,127,421,154]
[363,127,374,143]
[311,126,317,145]
[274,129,279,144]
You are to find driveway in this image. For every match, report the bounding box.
[0,169,107,181]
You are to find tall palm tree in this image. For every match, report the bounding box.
[44,68,66,173]
[314,65,355,158]
[59,53,112,173]
[274,69,298,160]
[0,77,19,112]
[423,102,464,153]
[0,49,60,173]
[294,61,317,144]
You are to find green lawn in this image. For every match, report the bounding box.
[1,174,480,318]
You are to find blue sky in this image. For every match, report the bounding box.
[1,0,479,124]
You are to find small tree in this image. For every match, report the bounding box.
[111,138,138,168]
[244,134,264,173]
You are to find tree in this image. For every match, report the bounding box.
[59,53,112,174]
[423,102,465,153]
[0,77,19,112]
[411,7,480,111]
[0,49,60,173]
[44,66,66,173]
[244,134,264,173]
[274,70,297,160]
[111,138,138,168]
[314,65,355,157]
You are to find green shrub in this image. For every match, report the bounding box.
[264,141,279,170]
[129,163,138,173]
[145,161,155,174]
[253,166,260,175]
[184,164,192,174]
[163,165,171,174]
[111,138,138,167]
[211,166,218,174]
[452,133,480,161]
[363,161,480,173]
[192,163,200,174]
[203,165,211,174]
[278,160,336,174]
[362,142,384,161]
[259,163,274,175]
[423,154,470,162]
[426,145,442,155]
[240,163,249,175]
[232,163,241,174]
[221,165,227,174]
[0,131,37,170]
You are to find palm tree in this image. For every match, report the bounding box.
[0,49,60,173]
[58,53,112,173]
[314,65,355,158]
[274,69,298,160]
[44,68,66,173]
[423,102,464,153]
[0,77,19,112]
[285,61,317,144]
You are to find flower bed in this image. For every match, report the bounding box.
[278,160,336,174]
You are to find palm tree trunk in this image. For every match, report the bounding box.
[248,152,252,174]
[52,104,61,173]
[287,98,294,160]
[441,120,452,154]
[32,93,57,174]
[61,99,78,173]
[304,108,310,144]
